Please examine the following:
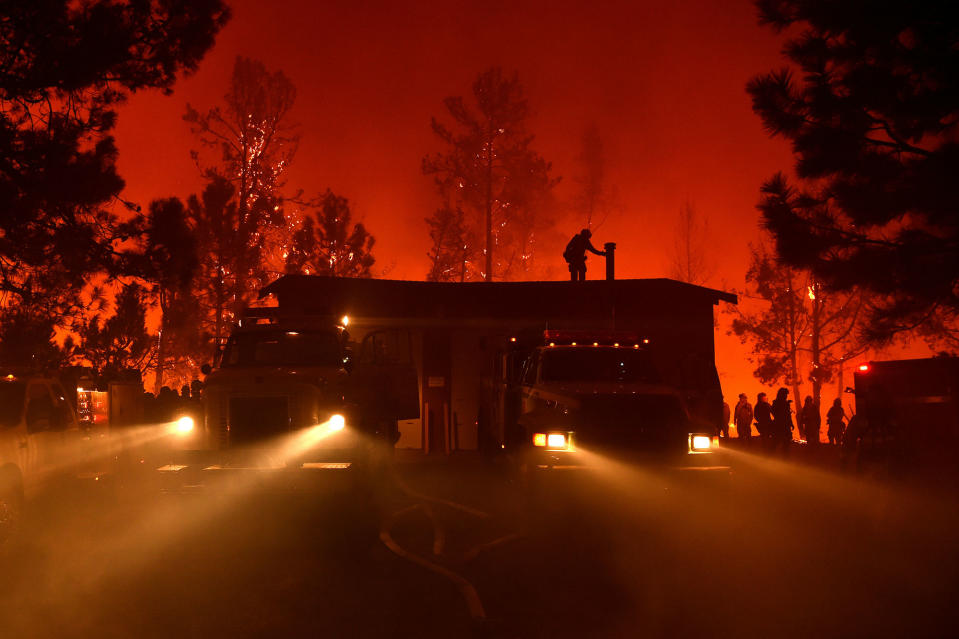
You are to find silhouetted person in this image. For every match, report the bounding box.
[801,396,820,446]
[180,384,191,399]
[826,399,846,445]
[720,398,731,438]
[771,388,794,453]
[158,385,178,421]
[734,393,753,440]
[563,228,606,281]
[754,392,773,441]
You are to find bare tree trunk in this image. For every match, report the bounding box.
[790,349,802,433]
[808,295,822,443]
[214,262,225,360]
[787,275,802,439]
[154,289,166,394]
[485,129,493,282]
[837,358,844,405]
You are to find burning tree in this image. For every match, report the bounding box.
[285,191,376,278]
[425,205,474,282]
[731,246,808,409]
[0,0,229,360]
[748,0,959,347]
[188,177,243,352]
[423,67,558,281]
[184,56,299,316]
[732,245,870,411]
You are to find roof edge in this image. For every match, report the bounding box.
[259,274,738,305]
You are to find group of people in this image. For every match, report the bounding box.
[725,390,848,449]
[142,382,203,424]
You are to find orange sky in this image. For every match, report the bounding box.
[111,0,929,409]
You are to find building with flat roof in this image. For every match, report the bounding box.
[258,275,736,452]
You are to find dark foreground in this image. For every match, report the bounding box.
[2,446,957,638]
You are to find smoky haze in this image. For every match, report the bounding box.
[114,0,791,283]
[3,437,958,638]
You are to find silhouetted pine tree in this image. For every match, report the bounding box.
[78,284,154,379]
[425,205,474,282]
[0,0,229,327]
[286,191,376,278]
[423,68,558,281]
[748,0,959,346]
[184,56,299,314]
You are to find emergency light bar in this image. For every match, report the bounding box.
[236,309,352,330]
[543,330,645,346]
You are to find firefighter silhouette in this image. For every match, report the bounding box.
[771,387,794,453]
[563,229,606,281]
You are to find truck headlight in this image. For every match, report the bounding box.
[547,433,567,449]
[174,416,195,435]
[689,434,712,452]
[328,414,346,431]
[533,432,570,450]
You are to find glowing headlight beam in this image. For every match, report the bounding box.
[689,434,712,452]
[547,433,568,449]
[173,416,195,435]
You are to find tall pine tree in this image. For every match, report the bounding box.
[423,68,558,281]
[748,0,959,345]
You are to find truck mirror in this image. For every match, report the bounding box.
[201,363,212,376]
[343,347,355,374]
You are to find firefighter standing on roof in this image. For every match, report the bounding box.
[563,229,606,281]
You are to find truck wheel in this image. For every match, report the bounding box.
[0,472,24,549]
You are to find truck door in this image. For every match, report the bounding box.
[0,380,29,478]
[505,351,535,449]
[24,381,59,481]
[353,329,420,426]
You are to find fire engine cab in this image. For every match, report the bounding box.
[486,330,719,472]
[1,372,83,545]
[172,307,418,490]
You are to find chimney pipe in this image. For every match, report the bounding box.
[604,242,616,281]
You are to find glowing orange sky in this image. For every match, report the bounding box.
[115,0,791,279]
[113,0,914,405]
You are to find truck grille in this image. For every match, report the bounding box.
[575,395,687,452]
[228,396,289,446]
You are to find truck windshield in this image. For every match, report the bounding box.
[579,394,684,424]
[540,348,660,384]
[0,381,26,427]
[221,330,342,367]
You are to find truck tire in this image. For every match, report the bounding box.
[0,466,24,549]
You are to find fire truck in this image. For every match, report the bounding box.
[848,357,959,479]
[162,307,418,494]
[1,372,83,546]
[481,330,723,476]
